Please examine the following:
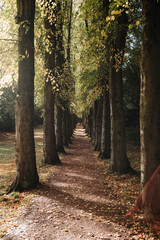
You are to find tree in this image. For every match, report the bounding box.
[7,0,39,193]
[140,0,160,188]
[43,0,61,165]
[108,3,134,173]
[61,0,74,146]
[55,0,66,153]
[99,88,110,159]
[98,0,110,159]
[94,97,103,151]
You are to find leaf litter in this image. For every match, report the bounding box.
[0,126,159,239]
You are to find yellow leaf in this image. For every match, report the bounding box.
[111,10,116,15]
[136,20,140,26]
[110,16,115,21]
[129,24,133,30]
[106,16,110,22]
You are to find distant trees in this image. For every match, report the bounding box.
[0,86,16,131]
[79,0,136,173]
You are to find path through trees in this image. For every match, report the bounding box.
[5,125,134,240]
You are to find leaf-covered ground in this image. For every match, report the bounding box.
[0,125,160,239]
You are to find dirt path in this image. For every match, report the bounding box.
[4,125,135,240]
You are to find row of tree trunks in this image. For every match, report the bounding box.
[83,90,111,161]
[8,0,76,193]
[83,7,134,174]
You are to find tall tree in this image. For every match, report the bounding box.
[8,0,39,192]
[43,0,61,165]
[62,0,73,146]
[99,0,110,159]
[108,8,133,173]
[140,0,160,188]
[55,0,66,153]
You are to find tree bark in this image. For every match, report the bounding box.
[109,13,133,173]
[62,107,69,147]
[94,97,103,151]
[43,0,61,165]
[55,0,66,153]
[7,0,39,193]
[140,0,160,188]
[99,89,110,159]
[92,100,97,145]
[56,103,66,153]
[67,0,72,65]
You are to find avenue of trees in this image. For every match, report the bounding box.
[0,0,160,212]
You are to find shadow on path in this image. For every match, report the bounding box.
[5,125,134,240]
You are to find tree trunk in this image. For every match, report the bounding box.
[43,82,60,164]
[92,100,97,145]
[94,97,103,151]
[109,13,133,173]
[43,0,61,165]
[88,109,92,138]
[99,89,110,159]
[140,0,160,188]
[66,109,72,143]
[7,0,39,193]
[56,103,66,153]
[67,0,73,65]
[62,107,69,147]
[55,0,65,154]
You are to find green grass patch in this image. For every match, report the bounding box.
[0,127,57,238]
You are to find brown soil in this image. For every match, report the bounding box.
[3,125,136,240]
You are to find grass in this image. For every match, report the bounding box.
[0,126,56,238]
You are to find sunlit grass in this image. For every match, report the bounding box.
[0,126,57,238]
[0,126,53,195]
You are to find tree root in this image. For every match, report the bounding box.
[6,173,21,194]
[109,161,139,175]
[98,151,110,159]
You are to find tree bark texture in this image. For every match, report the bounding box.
[67,0,73,65]
[140,0,160,188]
[92,100,98,145]
[62,108,69,147]
[109,13,133,173]
[55,1,65,153]
[56,103,66,153]
[94,97,103,151]
[43,0,61,165]
[8,0,39,193]
[99,89,110,159]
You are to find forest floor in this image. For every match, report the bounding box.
[0,125,160,239]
